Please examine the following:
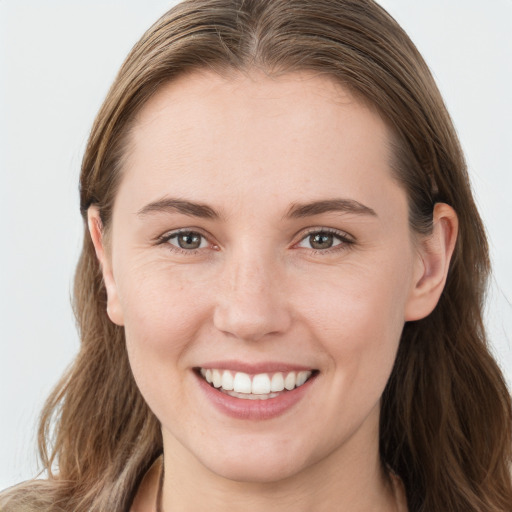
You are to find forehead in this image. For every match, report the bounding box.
[117,69,403,219]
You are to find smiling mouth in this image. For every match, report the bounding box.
[196,368,319,400]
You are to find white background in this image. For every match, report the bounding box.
[0,0,511,490]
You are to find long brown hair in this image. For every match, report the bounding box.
[2,1,511,510]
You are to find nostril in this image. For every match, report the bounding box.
[212,301,292,342]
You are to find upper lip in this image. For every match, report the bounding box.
[196,360,317,374]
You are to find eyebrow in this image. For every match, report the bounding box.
[137,197,221,219]
[286,198,377,219]
[136,197,377,220]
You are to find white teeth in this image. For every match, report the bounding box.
[270,372,285,392]
[222,390,281,400]
[296,370,309,387]
[284,371,296,390]
[252,373,271,394]
[212,369,222,388]
[233,372,252,394]
[199,368,313,395]
[221,370,234,391]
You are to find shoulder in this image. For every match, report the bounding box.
[0,480,63,512]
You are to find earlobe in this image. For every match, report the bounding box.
[405,203,458,321]
[87,207,125,326]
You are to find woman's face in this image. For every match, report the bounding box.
[94,70,428,482]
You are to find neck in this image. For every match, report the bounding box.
[159,411,400,512]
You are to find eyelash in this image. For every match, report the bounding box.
[156,229,215,255]
[295,227,354,255]
[156,227,354,255]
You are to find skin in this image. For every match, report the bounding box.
[89,70,457,511]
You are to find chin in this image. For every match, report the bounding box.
[191,433,319,484]
[203,454,307,484]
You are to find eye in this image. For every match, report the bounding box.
[296,229,352,251]
[163,230,209,251]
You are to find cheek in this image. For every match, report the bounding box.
[118,256,210,342]
[116,260,212,398]
[298,256,410,343]
[295,256,412,397]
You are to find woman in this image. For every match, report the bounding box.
[1,0,511,510]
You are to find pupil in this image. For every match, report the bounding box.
[310,233,333,249]
[178,232,201,249]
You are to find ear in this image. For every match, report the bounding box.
[405,203,458,321]
[87,207,125,326]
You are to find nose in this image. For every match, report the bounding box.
[213,251,292,342]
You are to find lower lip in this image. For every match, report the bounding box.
[195,371,317,421]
